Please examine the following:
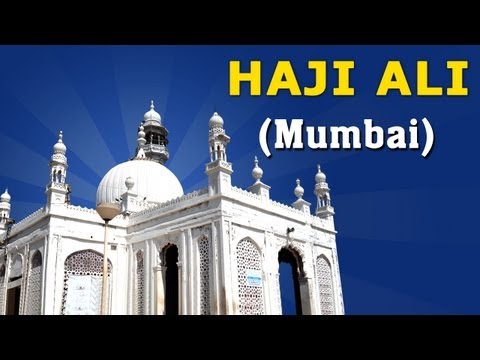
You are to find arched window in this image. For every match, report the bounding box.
[278,247,303,315]
[135,250,144,315]
[236,239,264,315]
[62,250,112,315]
[162,244,179,315]
[198,237,210,315]
[0,264,5,314]
[316,255,334,315]
[26,251,43,315]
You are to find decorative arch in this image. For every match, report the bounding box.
[25,250,43,315]
[135,250,144,315]
[236,238,264,315]
[197,235,210,315]
[9,254,23,281]
[278,246,305,315]
[62,249,112,315]
[316,255,334,315]
[282,246,305,276]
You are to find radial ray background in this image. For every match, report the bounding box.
[0,45,478,314]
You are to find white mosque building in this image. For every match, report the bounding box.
[0,102,344,315]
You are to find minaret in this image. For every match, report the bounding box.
[137,100,169,164]
[46,131,70,211]
[205,111,233,196]
[314,164,334,218]
[247,156,270,201]
[0,188,13,230]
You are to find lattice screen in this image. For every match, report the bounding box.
[236,239,264,315]
[25,251,42,315]
[62,250,112,315]
[0,265,5,315]
[135,250,144,315]
[316,255,334,315]
[198,237,210,315]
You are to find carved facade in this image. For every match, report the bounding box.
[0,103,344,315]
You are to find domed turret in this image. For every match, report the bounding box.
[53,131,67,154]
[137,100,169,164]
[143,100,161,124]
[315,164,327,183]
[1,188,11,203]
[209,112,224,128]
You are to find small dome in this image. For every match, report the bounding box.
[294,179,304,199]
[315,164,326,183]
[53,131,67,154]
[143,100,161,123]
[1,188,10,203]
[97,159,183,205]
[209,112,224,128]
[252,156,263,182]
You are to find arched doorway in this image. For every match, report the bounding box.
[278,247,303,315]
[163,244,179,315]
[6,254,23,315]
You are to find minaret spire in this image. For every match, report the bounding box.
[314,164,334,218]
[205,110,233,195]
[46,130,70,211]
[137,100,169,164]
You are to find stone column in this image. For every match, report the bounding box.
[153,265,166,315]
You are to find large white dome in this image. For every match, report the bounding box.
[96,159,183,205]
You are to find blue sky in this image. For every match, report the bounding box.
[0,45,479,314]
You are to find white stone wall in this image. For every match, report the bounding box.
[1,181,343,315]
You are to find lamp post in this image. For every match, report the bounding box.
[96,203,120,315]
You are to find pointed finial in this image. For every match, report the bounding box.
[53,130,67,154]
[315,164,327,183]
[294,178,304,199]
[150,100,155,110]
[125,177,135,191]
[252,156,263,182]
[1,188,11,202]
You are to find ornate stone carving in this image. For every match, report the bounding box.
[25,251,42,315]
[62,250,112,315]
[316,255,334,315]
[198,236,210,315]
[135,250,144,315]
[236,239,264,315]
